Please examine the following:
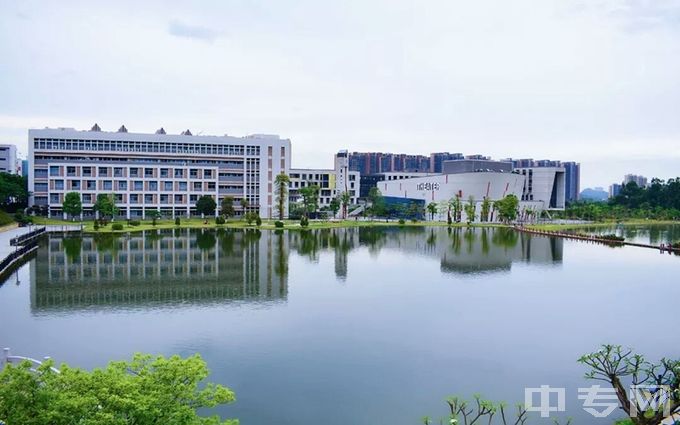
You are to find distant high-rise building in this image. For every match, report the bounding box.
[623,174,648,188]
[609,183,622,198]
[0,144,18,174]
[562,162,580,203]
[348,151,430,175]
[429,152,464,173]
[21,160,29,178]
[465,154,491,160]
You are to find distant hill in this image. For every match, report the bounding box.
[580,187,608,202]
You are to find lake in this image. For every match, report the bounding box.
[0,226,678,424]
[576,223,680,245]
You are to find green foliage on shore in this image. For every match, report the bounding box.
[0,210,13,226]
[559,179,680,221]
[0,353,237,425]
[0,172,29,211]
[426,344,680,425]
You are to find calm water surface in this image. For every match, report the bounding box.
[0,226,678,424]
[578,223,680,244]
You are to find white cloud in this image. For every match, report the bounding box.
[168,20,224,43]
[0,0,678,188]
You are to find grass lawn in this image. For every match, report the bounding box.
[31,216,505,233]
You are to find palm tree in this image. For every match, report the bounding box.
[340,191,351,219]
[450,195,463,223]
[480,197,491,222]
[274,173,290,220]
[426,202,438,221]
[463,196,476,224]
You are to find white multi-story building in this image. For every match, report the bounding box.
[28,125,291,219]
[0,144,17,174]
[380,168,527,221]
[380,159,566,221]
[289,150,360,209]
[514,167,566,210]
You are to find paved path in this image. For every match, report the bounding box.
[0,226,31,258]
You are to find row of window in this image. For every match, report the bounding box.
[46,193,225,205]
[39,179,221,192]
[34,139,261,156]
[47,165,220,179]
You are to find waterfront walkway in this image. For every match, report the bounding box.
[0,226,30,259]
[0,224,81,281]
[516,226,680,254]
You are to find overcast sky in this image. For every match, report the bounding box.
[1,0,679,188]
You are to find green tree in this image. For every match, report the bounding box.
[463,195,476,224]
[299,185,320,218]
[450,194,463,223]
[0,172,29,211]
[437,200,450,224]
[480,197,491,222]
[340,191,351,219]
[221,196,235,219]
[426,202,438,221]
[274,173,290,220]
[94,193,119,222]
[579,345,680,425]
[329,196,341,218]
[239,197,249,211]
[62,192,82,221]
[245,211,259,225]
[367,187,386,219]
[196,195,216,217]
[494,194,519,223]
[0,353,237,425]
[407,202,424,221]
[147,210,161,226]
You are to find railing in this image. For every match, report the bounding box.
[9,226,46,246]
[1,348,60,374]
[515,226,680,253]
[1,227,46,280]
[0,242,39,279]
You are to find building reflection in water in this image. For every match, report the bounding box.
[31,228,289,313]
[31,227,562,312]
[280,226,562,277]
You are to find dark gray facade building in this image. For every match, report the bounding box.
[442,159,513,174]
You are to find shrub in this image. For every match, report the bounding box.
[14,212,33,226]
[175,217,181,226]
[300,216,309,227]
[255,216,262,226]
[245,211,258,225]
[215,216,226,225]
[129,220,141,226]
[94,220,100,231]
[0,210,13,226]
[274,221,284,228]
[111,223,124,231]
[0,353,236,425]
[398,218,405,225]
